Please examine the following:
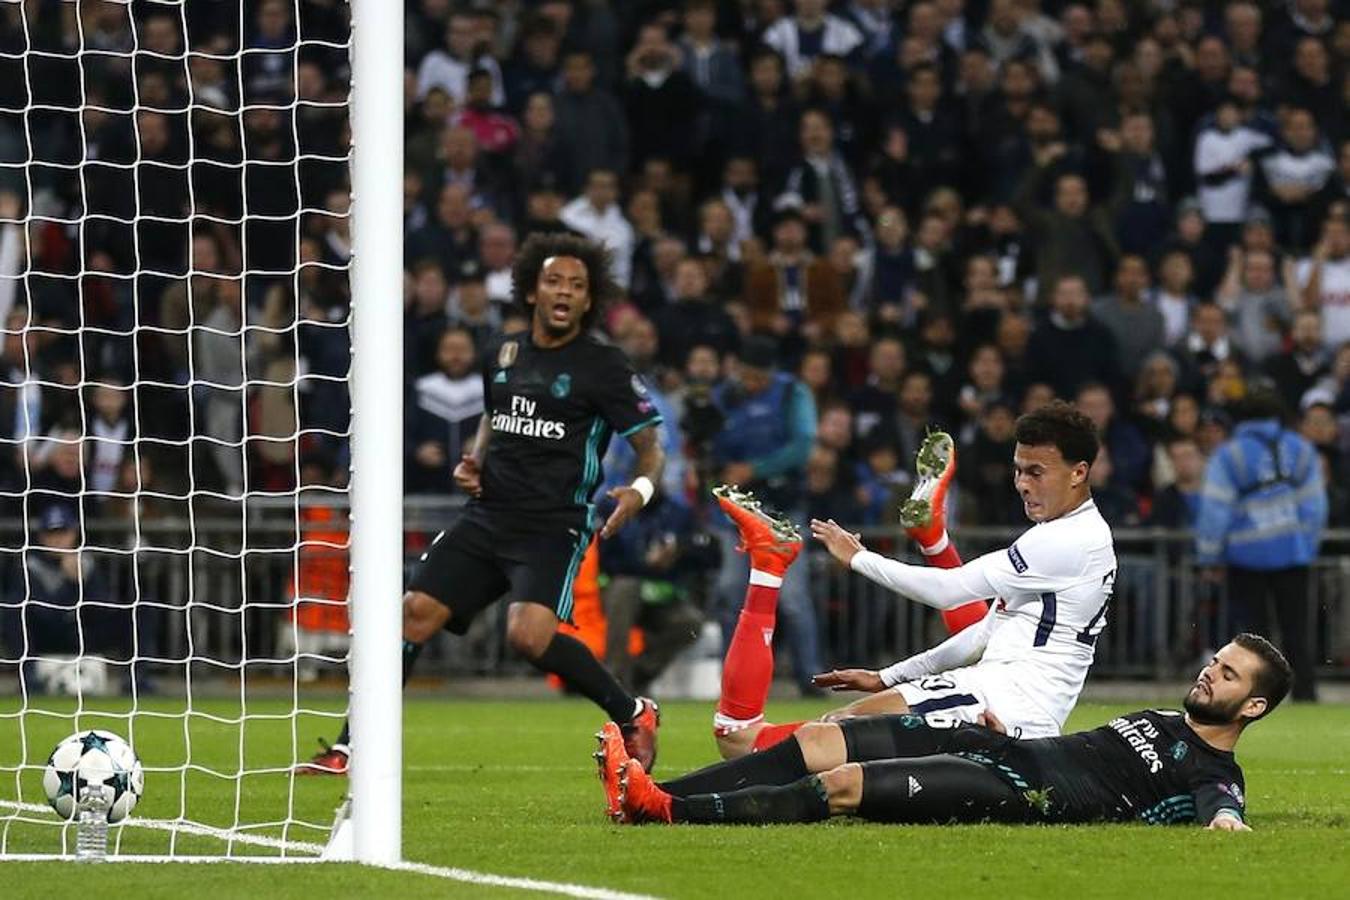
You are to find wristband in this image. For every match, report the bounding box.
[631,476,655,507]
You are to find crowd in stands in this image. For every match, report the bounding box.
[1,0,1349,542]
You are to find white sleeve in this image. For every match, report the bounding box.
[878,604,997,686]
[848,550,1000,610]
[1294,258,1313,289]
[1194,132,1226,176]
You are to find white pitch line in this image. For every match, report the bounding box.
[0,800,662,900]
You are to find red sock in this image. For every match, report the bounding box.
[751,721,806,752]
[919,533,991,634]
[716,573,780,724]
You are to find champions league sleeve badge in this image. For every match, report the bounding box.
[497,341,519,369]
[631,374,649,398]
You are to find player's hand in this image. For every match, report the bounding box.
[976,708,1008,734]
[811,669,885,693]
[452,453,482,497]
[810,518,864,567]
[600,486,644,539]
[1207,814,1251,832]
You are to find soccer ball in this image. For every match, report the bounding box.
[42,730,144,823]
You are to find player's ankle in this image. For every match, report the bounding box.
[748,569,784,588]
[918,530,950,556]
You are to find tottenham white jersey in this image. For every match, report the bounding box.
[964,498,1116,728]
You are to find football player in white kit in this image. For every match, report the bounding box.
[810,400,1116,739]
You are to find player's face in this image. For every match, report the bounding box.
[1012,443,1087,522]
[530,255,592,338]
[1184,643,1267,725]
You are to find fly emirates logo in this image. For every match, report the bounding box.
[1108,715,1164,774]
[492,395,566,440]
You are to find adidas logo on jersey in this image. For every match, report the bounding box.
[907,775,922,797]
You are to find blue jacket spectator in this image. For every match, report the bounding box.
[1195,416,1327,569]
[711,337,817,510]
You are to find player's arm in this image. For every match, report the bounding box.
[453,414,491,497]
[811,518,1000,610]
[878,602,997,685]
[814,602,997,692]
[1195,775,1250,831]
[600,422,665,539]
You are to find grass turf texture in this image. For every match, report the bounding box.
[2,696,1347,899]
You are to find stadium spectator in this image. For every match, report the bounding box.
[711,336,821,693]
[1296,215,1350,350]
[1149,435,1207,529]
[1266,309,1331,413]
[761,0,864,81]
[1026,275,1122,400]
[560,169,635,289]
[1196,386,1326,700]
[406,327,484,495]
[1092,254,1164,382]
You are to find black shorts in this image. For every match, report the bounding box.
[407,505,592,634]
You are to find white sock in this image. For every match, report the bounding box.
[749,569,784,588]
[919,530,950,556]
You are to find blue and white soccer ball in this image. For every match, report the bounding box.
[42,730,144,823]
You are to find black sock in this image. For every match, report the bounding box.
[402,639,424,683]
[671,776,830,824]
[334,640,424,748]
[531,632,637,724]
[659,735,808,796]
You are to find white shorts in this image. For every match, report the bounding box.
[895,665,1061,739]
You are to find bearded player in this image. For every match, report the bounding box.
[600,633,1287,829]
[708,401,1114,761]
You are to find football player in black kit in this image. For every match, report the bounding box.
[303,234,666,775]
[597,633,1290,830]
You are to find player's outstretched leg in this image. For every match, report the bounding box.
[711,485,808,760]
[616,756,1033,826]
[901,431,988,633]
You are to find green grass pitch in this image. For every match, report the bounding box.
[2,695,1347,899]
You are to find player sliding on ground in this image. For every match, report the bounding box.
[598,633,1288,829]
[711,401,1115,761]
[301,233,665,775]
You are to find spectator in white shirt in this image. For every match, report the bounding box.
[416,10,504,106]
[1194,97,1271,240]
[762,0,864,81]
[560,169,636,289]
[1297,215,1350,350]
[1257,107,1335,252]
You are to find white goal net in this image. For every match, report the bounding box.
[0,0,366,858]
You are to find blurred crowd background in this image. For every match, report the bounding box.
[1,0,1348,688]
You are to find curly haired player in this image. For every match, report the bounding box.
[303,233,664,774]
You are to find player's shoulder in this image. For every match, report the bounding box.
[1009,501,1112,574]
[574,330,630,365]
[1035,500,1114,551]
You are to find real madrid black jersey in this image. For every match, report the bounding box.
[473,331,662,527]
[989,708,1248,824]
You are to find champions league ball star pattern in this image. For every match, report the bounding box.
[42,730,145,824]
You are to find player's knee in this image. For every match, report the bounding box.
[402,591,448,643]
[818,763,863,814]
[504,616,553,660]
[794,720,843,761]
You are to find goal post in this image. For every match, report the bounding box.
[347,0,403,867]
[0,0,403,864]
